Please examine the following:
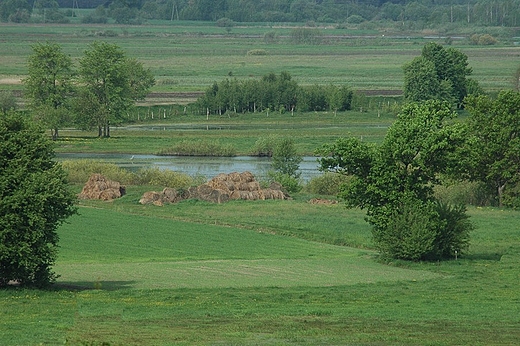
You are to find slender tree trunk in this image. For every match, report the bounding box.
[498,183,506,207]
[98,125,102,138]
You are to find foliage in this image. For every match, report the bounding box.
[0,114,76,288]
[267,171,302,193]
[464,90,520,207]
[304,172,351,196]
[250,135,278,157]
[470,33,498,45]
[0,91,17,114]
[76,41,154,137]
[317,100,471,261]
[23,42,74,140]
[403,42,474,107]
[271,137,301,178]
[196,72,352,115]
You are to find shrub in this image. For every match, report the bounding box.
[267,171,302,194]
[272,138,302,178]
[304,172,351,196]
[250,135,278,157]
[373,196,472,261]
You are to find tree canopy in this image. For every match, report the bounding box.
[24,41,74,140]
[0,113,76,287]
[403,42,475,107]
[317,100,472,261]
[76,41,154,137]
[464,90,520,207]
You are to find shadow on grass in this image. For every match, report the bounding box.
[54,280,137,291]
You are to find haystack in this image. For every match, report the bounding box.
[79,174,125,201]
[139,187,186,206]
[139,171,288,205]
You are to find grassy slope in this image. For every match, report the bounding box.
[1,199,519,345]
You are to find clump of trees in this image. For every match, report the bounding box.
[317,101,473,261]
[0,114,76,287]
[403,42,481,108]
[196,72,352,115]
[23,41,155,138]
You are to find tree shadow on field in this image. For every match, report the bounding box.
[463,252,502,261]
[53,280,137,291]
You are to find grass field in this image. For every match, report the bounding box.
[2,21,520,345]
[1,193,519,345]
[0,22,518,95]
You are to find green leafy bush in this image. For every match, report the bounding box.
[250,135,278,157]
[267,171,302,194]
[304,172,351,196]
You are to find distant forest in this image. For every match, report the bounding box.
[2,0,519,27]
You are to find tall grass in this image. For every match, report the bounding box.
[61,160,201,188]
[157,139,237,156]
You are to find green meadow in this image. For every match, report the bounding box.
[0,22,518,94]
[1,196,519,345]
[1,22,520,345]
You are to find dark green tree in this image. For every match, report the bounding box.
[317,100,472,261]
[0,114,76,288]
[77,41,155,137]
[464,90,520,207]
[404,42,474,107]
[23,42,74,140]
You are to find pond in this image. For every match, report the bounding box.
[57,153,324,182]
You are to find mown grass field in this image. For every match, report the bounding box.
[1,194,519,345]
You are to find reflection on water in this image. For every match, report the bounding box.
[56,153,323,181]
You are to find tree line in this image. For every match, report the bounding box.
[2,0,520,28]
[196,71,353,116]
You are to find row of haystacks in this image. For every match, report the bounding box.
[78,174,126,201]
[140,171,288,205]
[77,172,288,205]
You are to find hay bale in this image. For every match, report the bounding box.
[79,174,125,201]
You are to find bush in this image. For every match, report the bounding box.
[250,135,278,157]
[267,171,302,194]
[272,138,302,178]
[373,196,472,261]
[304,172,351,196]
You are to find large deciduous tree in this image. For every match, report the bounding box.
[317,100,472,261]
[0,114,76,288]
[404,42,476,107]
[77,41,154,137]
[23,42,74,140]
[464,90,520,207]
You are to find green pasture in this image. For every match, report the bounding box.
[1,195,519,345]
[55,111,394,155]
[0,22,518,94]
